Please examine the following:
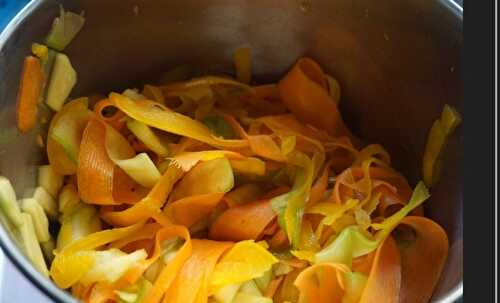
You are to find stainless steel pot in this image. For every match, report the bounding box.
[0,0,463,302]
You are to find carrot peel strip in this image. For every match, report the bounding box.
[78,118,117,205]
[16,56,44,133]
[142,225,192,303]
[278,57,352,137]
[294,262,349,303]
[163,239,232,303]
[396,216,449,303]
[78,117,148,205]
[358,236,401,303]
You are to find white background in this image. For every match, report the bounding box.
[0,251,51,302]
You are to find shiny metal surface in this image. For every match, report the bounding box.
[0,0,462,302]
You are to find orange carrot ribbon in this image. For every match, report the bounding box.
[210,199,277,241]
[278,57,352,138]
[162,239,232,303]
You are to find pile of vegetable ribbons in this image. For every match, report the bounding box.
[0,7,462,303]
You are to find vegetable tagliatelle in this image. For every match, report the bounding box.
[3,15,462,303]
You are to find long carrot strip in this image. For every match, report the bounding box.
[78,118,117,205]
[163,240,232,303]
[138,225,192,303]
[358,236,401,303]
[16,56,44,133]
[294,262,349,303]
[78,117,147,205]
[278,58,352,137]
[397,216,449,303]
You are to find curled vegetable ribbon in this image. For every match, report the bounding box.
[332,163,412,207]
[294,262,351,303]
[357,235,401,303]
[78,117,150,205]
[422,104,462,187]
[293,236,400,303]
[92,225,191,299]
[113,91,316,163]
[47,98,91,175]
[256,114,330,154]
[100,165,183,227]
[278,57,353,139]
[165,193,225,227]
[292,185,447,303]
[50,221,146,289]
[396,216,449,303]
[110,92,249,149]
[293,181,429,266]
[271,152,319,248]
[42,53,452,303]
[208,240,278,294]
[163,239,233,303]
[141,225,193,303]
[94,98,127,131]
